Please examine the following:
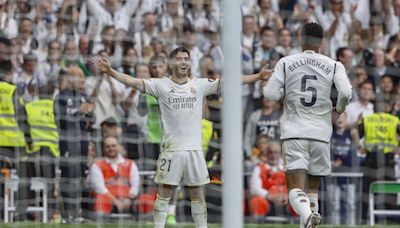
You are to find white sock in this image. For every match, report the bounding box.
[308,193,319,213]
[191,200,207,228]
[289,188,312,224]
[154,194,170,228]
[168,204,176,215]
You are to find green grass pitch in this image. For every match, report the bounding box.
[0,224,399,228]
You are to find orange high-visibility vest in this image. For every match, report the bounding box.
[258,163,287,194]
[97,159,133,198]
[94,159,134,213]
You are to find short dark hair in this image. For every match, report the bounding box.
[0,60,12,79]
[168,46,190,60]
[260,26,274,35]
[358,80,373,89]
[149,54,167,67]
[301,22,323,47]
[336,47,350,60]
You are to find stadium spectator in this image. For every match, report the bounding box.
[320,0,359,58]
[244,95,280,159]
[13,53,44,103]
[18,18,36,55]
[263,22,352,228]
[254,26,281,70]
[61,39,89,76]
[255,0,283,31]
[326,112,358,225]
[117,47,138,77]
[55,66,95,221]
[375,75,396,113]
[348,32,366,67]
[275,27,300,57]
[249,140,289,218]
[89,136,141,217]
[345,80,374,127]
[134,12,159,60]
[86,52,125,129]
[122,63,149,160]
[0,0,18,39]
[181,23,204,78]
[366,12,390,51]
[336,47,355,73]
[85,0,139,42]
[42,40,62,82]
[348,66,368,101]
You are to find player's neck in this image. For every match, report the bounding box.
[302,45,320,53]
[171,75,189,84]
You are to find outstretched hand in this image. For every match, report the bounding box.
[259,64,274,81]
[91,56,112,74]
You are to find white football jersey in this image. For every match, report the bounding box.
[263,50,352,142]
[143,77,220,151]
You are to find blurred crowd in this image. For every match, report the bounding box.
[0,0,399,225]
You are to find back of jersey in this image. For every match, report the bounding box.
[264,50,351,142]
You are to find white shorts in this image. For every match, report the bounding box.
[154,150,210,186]
[282,139,331,176]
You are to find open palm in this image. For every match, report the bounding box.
[91,56,111,73]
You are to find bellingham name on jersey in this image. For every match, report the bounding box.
[287,59,333,75]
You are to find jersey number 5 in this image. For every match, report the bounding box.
[300,75,317,107]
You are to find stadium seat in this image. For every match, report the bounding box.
[369,181,400,225]
[4,176,48,223]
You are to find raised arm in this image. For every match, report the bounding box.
[91,57,145,92]
[242,65,274,83]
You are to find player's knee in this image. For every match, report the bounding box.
[188,186,204,201]
[157,184,176,198]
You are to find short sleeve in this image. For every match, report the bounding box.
[202,78,220,96]
[143,79,160,97]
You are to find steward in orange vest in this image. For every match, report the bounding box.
[248,142,296,217]
[89,136,140,214]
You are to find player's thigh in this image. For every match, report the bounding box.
[309,141,331,176]
[282,139,310,172]
[154,151,183,186]
[182,150,210,186]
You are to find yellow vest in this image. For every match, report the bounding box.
[0,82,26,147]
[363,113,399,153]
[25,99,60,157]
[202,119,213,154]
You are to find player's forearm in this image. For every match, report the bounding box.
[335,90,352,113]
[241,73,260,84]
[263,79,283,101]
[107,68,144,91]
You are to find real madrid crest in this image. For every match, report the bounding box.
[190,87,196,94]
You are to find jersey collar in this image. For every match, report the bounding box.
[303,50,316,54]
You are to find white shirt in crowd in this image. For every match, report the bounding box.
[143,77,220,152]
[320,11,352,59]
[345,101,374,126]
[85,76,126,129]
[89,154,140,197]
[263,50,352,142]
[123,88,147,135]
